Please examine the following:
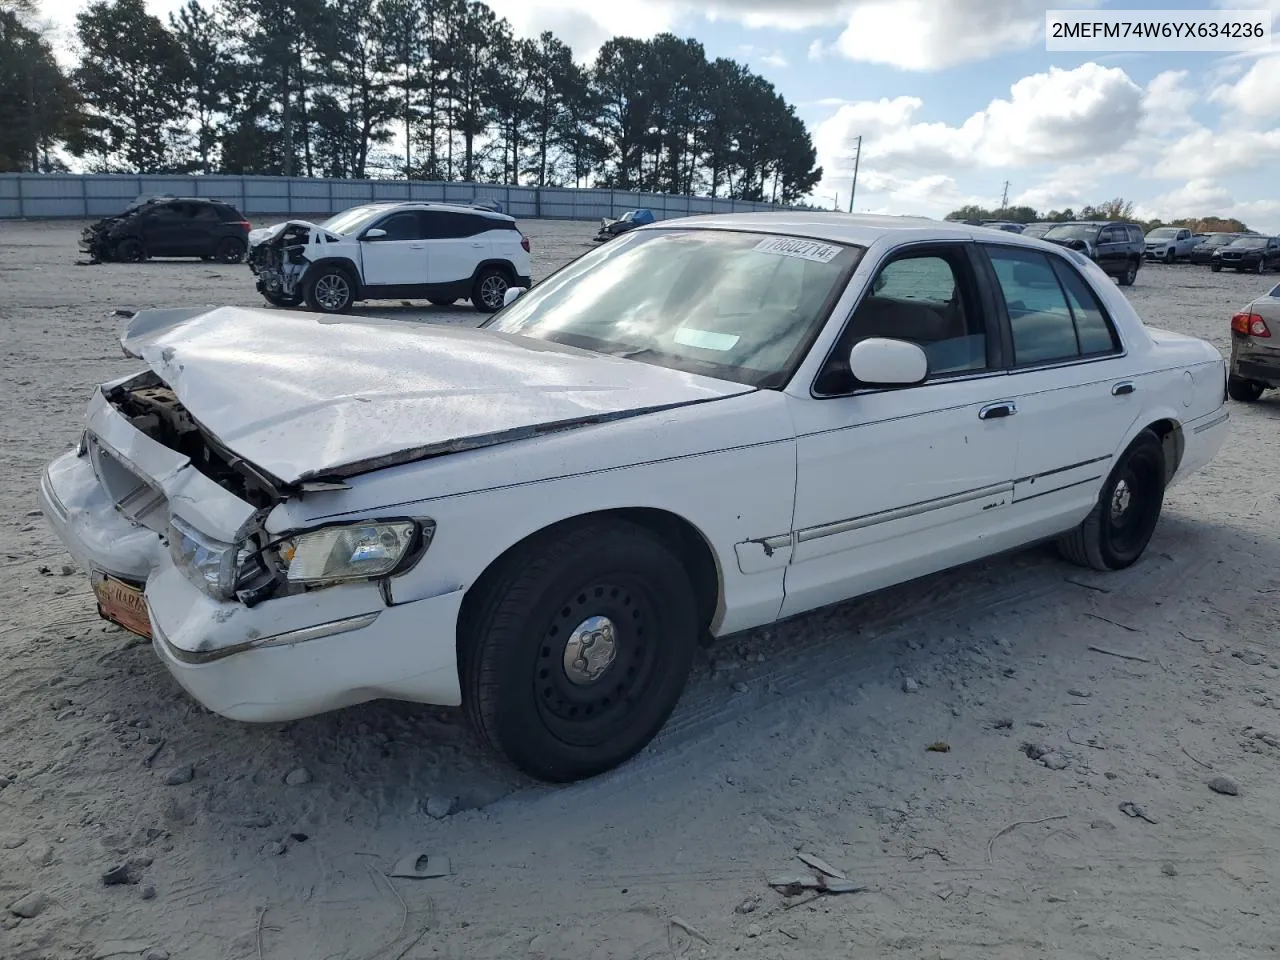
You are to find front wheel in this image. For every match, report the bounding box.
[114,238,146,262]
[1228,376,1265,402]
[1118,261,1138,286]
[1164,249,1175,265]
[471,267,510,313]
[303,266,355,313]
[462,519,698,782]
[215,237,246,264]
[1057,429,1166,572]
[262,290,303,308]
[1256,259,1266,275]
[1211,263,1222,272]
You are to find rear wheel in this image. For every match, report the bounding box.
[114,238,145,262]
[1118,260,1138,286]
[462,519,698,782]
[303,266,356,313]
[1228,376,1265,402]
[215,237,246,264]
[428,297,457,306]
[1057,429,1165,572]
[471,266,510,313]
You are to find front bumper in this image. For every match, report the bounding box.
[39,403,465,721]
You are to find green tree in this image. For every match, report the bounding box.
[71,0,187,172]
[169,0,232,173]
[0,0,82,172]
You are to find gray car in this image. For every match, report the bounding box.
[1228,281,1280,401]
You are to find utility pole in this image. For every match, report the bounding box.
[843,135,863,213]
[1000,180,1010,211]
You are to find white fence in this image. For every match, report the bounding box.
[0,174,798,221]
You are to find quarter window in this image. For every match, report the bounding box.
[988,247,1119,364]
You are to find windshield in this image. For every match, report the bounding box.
[321,205,389,236]
[486,229,863,387]
[1146,228,1177,239]
[1226,237,1267,249]
[1043,224,1098,242]
[1020,223,1054,238]
[1198,234,1236,247]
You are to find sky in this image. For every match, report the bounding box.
[35,0,1280,231]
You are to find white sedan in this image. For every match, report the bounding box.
[39,213,1230,782]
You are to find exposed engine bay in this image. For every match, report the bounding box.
[246,221,334,302]
[107,374,281,509]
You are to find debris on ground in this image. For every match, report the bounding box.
[927,741,951,753]
[388,853,451,879]
[902,677,920,693]
[283,767,312,786]
[1208,776,1240,796]
[797,852,846,880]
[1119,802,1158,824]
[162,764,194,786]
[101,863,138,886]
[425,795,454,819]
[8,890,51,918]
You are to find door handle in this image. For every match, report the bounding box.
[1112,381,1135,396]
[410,243,425,249]
[979,401,1017,420]
[470,242,484,248]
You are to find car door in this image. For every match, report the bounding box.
[1268,238,1280,270]
[422,211,488,285]
[184,203,221,257]
[1177,229,1193,257]
[978,243,1136,534]
[139,203,188,256]
[1094,224,1123,274]
[780,242,1020,619]
[359,210,429,287]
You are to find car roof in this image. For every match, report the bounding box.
[638,211,1099,250]
[355,200,514,221]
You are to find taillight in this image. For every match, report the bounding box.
[520,235,530,253]
[235,220,251,231]
[1232,312,1271,337]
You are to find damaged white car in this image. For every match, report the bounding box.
[246,201,533,314]
[41,214,1230,782]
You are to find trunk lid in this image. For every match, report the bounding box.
[120,306,754,485]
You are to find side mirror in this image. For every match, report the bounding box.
[364,228,387,240]
[849,337,928,387]
[502,286,527,307]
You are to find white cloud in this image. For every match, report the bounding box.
[834,0,1099,70]
[1209,55,1280,121]
[761,51,788,68]
[1140,70,1198,135]
[1153,127,1280,179]
[1132,180,1235,221]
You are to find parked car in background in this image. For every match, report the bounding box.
[81,196,252,264]
[1189,232,1242,265]
[246,201,532,313]
[39,213,1229,782]
[1227,281,1280,401]
[1019,222,1057,240]
[594,208,656,242]
[1144,226,1196,263]
[1211,235,1280,274]
[1041,221,1146,285]
[981,220,1026,233]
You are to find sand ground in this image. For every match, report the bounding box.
[1,218,1278,960]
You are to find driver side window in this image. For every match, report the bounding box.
[815,249,988,395]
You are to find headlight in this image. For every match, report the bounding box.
[279,519,431,585]
[169,516,239,598]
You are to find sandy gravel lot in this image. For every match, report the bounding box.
[2,219,1279,960]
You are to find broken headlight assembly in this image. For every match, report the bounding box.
[276,519,433,586]
[169,516,244,599]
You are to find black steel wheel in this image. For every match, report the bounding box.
[215,237,246,263]
[114,238,145,262]
[1057,429,1166,571]
[462,519,698,782]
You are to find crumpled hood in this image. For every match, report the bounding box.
[247,219,331,249]
[118,306,753,485]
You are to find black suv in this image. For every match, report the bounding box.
[1211,235,1280,274]
[1039,221,1145,285]
[81,196,252,264]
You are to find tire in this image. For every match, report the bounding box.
[1057,429,1166,572]
[114,238,145,262]
[1211,264,1222,273]
[303,265,356,313]
[1255,259,1265,275]
[428,297,457,306]
[262,290,303,308]
[462,519,699,782]
[471,266,510,313]
[1227,376,1265,402]
[1164,249,1175,265]
[215,237,246,264]
[1118,260,1138,286]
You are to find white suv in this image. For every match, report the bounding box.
[247,202,533,313]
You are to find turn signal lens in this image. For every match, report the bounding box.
[1232,312,1270,337]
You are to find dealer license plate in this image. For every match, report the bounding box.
[92,574,152,639]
